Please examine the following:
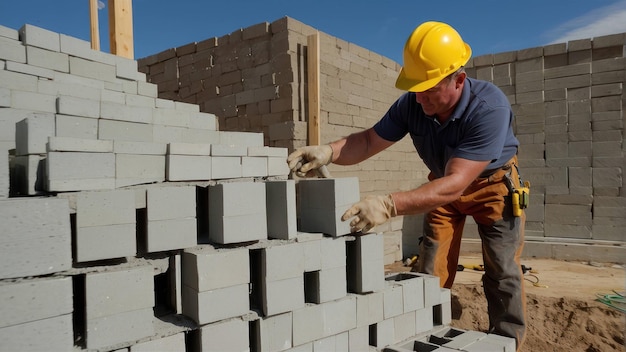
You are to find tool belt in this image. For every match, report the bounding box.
[504,165,530,217]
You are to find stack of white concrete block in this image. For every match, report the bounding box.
[0,23,514,352]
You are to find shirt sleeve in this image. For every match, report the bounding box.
[373,93,412,142]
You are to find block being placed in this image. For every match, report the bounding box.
[0,197,71,279]
[297,177,360,237]
[74,189,136,262]
[347,232,385,294]
[207,181,267,244]
[265,180,297,240]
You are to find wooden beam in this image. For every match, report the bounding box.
[89,0,100,50]
[108,0,134,59]
[307,32,321,146]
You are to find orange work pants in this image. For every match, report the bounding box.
[417,156,527,350]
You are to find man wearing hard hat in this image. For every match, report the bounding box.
[288,21,527,350]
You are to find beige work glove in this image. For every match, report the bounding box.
[341,194,397,233]
[287,145,333,178]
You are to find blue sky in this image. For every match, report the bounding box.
[1,0,626,64]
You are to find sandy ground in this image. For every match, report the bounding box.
[386,255,626,352]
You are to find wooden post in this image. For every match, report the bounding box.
[108,0,134,59]
[307,32,321,146]
[89,0,100,50]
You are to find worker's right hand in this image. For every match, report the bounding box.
[287,145,333,177]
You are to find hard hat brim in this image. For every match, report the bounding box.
[395,69,444,92]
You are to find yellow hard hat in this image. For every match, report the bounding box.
[395,21,472,92]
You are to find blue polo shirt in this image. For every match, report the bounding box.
[373,78,519,178]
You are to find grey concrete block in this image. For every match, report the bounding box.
[153,108,190,127]
[306,266,347,304]
[130,332,186,352]
[0,25,19,40]
[266,180,297,240]
[56,95,100,118]
[115,56,139,80]
[252,312,293,352]
[383,284,404,319]
[263,276,305,316]
[114,141,167,155]
[166,154,211,181]
[47,136,113,153]
[0,87,9,108]
[242,156,268,177]
[414,305,435,335]
[76,189,135,228]
[182,283,249,325]
[125,93,155,108]
[6,60,55,79]
[69,56,117,83]
[209,212,268,244]
[297,178,360,237]
[40,77,102,100]
[137,81,158,98]
[85,265,154,319]
[26,45,69,72]
[262,242,305,281]
[174,101,199,113]
[86,308,154,350]
[219,131,264,146]
[12,89,57,113]
[248,146,288,157]
[292,302,324,345]
[211,144,248,156]
[115,154,166,188]
[75,223,137,262]
[55,114,98,139]
[322,296,357,338]
[0,68,37,92]
[197,318,249,352]
[19,24,60,52]
[0,314,73,352]
[268,156,290,176]
[180,127,222,144]
[168,142,211,156]
[355,291,384,328]
[189,111,217,130]
[0,276,72,328]
[347,232,385,294]
[182,247,250,291]
[0,36,26,63]
[320,236,346,270]
[394,311,417,344]
[298,233,323,271]
[46,151,115,191]
[146,218,197,252]
[99,119,154,142]
[211,156,243,179]
[101,100,153,124]
[147,185,196,220]
[0,197,71,279]
[348,325,370,352]
[59,33,114,64]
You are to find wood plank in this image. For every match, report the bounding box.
[307,32,320,145]
[108,0,134,59]
[89,0,100,50]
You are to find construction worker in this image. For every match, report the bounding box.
[287,21,527,350]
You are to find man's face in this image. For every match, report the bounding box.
[415,74,464,118]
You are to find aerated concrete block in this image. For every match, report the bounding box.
[242,156,268,177]
[252,312,293,352]
[0,197,71,279]
[0,276,72,329]
[86,308,154,350]
[19,24,60,52]
[347,232,385,294]
[55,114,98,140]
[211,156,243,179]
[56,95,100,118]
[75,190,136,262]
[0,149,7,198]
[355,291,384,328]
[166,155,211,181]
[208,181,267,244]
[292,302,324,346]
[263,276,305,316]
[0,36,26,63]
[305,266,347,304]
[130,332,186,351]
[99,118,154,142]
[266,180,297,240]
[0,314,73,352]
[196,318,249,352]
[182,283,249,325]
[182,247,250,291]
[15,113,55,155]
[46,151,116,192]
[297,177,360,237]
[26,45,69,72]
[115,154,166,188]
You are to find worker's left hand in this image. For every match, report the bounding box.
[341,194,397,233]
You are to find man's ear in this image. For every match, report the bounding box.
[455,72,467,87]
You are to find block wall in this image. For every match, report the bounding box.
[462,33,626,259]
[1,22,486,352]
[139,17,625,262]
